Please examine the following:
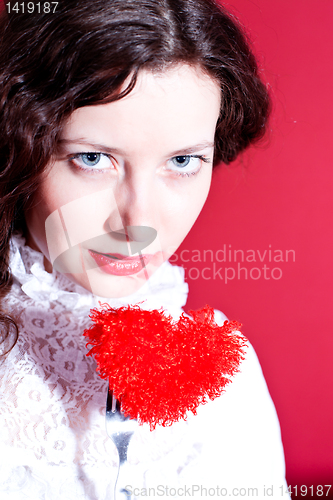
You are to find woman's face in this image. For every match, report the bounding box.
[25,65,221,297]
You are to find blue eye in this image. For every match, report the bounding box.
[69,152,113,171]
[167,155,209,176]
[81,153,101,166]
[172,156,191,168]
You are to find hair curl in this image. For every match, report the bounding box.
[0,0,270,353]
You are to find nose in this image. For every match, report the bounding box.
[126,225,156,243]
[106,168,159,248]
[127,226,158,254]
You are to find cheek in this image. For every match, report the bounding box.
[24,190,55,254]
[24,175,79,260]
[45,188,120,266]
[183,171,212,218]
[163,175,212,243]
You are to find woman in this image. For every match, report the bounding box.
[0,0,289,498]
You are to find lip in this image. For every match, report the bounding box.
[88,250,153,276]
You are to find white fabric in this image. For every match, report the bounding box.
[0,234,290,499]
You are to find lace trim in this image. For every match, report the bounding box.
[0,234,198,498]
[8,233,189,313]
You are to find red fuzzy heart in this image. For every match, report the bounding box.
[84,304,247,430]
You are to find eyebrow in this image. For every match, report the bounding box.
[58,138,215,157]
[168,141,215,156]
[58,139,124,156]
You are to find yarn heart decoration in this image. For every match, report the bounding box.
[84,304,247,430]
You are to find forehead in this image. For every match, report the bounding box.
[61,65,221,155]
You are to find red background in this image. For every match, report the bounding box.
[173,0,333,492]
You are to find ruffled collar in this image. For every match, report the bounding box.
[9,233,189,316]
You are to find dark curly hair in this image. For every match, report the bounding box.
[0,0,270,354]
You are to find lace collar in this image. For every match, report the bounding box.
[9,233,189,316]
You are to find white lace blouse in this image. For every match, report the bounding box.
[0,235,289,499]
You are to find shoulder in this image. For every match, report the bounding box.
[190,308,288,488]
[212,307,279,423]
[212,307,270,394]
